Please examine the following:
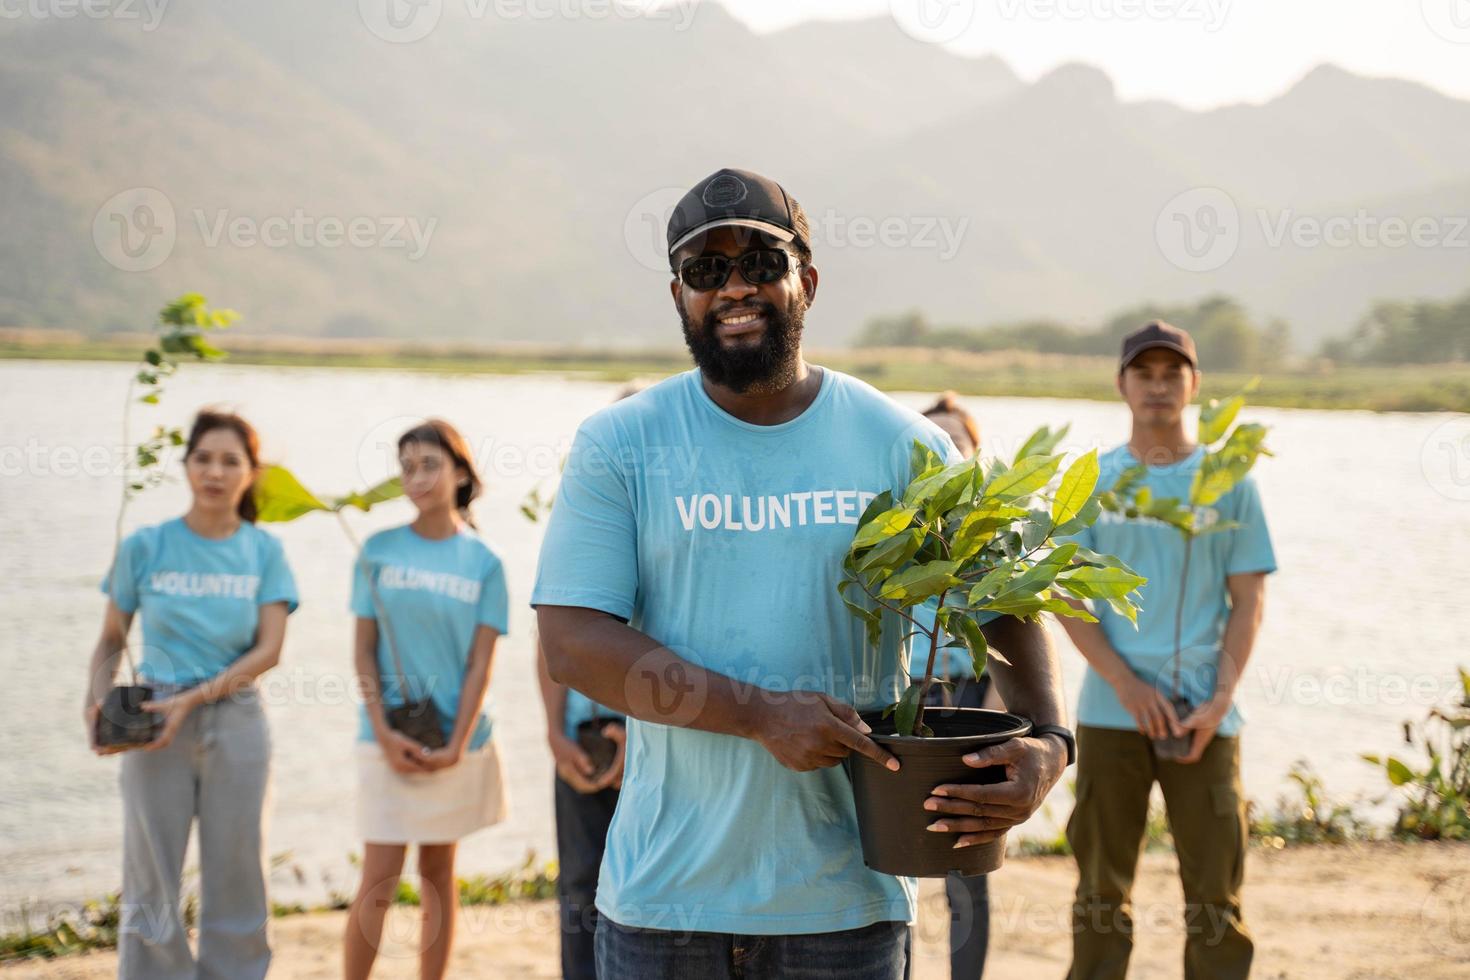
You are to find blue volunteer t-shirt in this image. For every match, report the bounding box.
[531,366,961,936]
[563,688,624,741]
[351,524,510,751]
[101,517,299,686]
[1064,444,1277,736]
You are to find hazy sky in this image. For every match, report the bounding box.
[713,0,1470,109]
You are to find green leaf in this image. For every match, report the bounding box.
[951,614,990,680]
[1039,596,1099,622]
[983,453,1063,502]
[851,506,919,550]
[1104,595,1141,626]
[929,460,983,516]
[1055,565,1148,599]
[252,465,330,522]
[950,502,1028,562]
[1198,394,1244,446]
[1014,423,1071,464]
[1052,449,1100,526]
[1191,423,1271,507]
[856,526,926,578]
[893,683,925,737]
[1459,667,1470,700]
[910,440,942,482]
[996,542,1079,599]
[333,476,404,513]
[857,490,894,529]
[1053,494,1103,537]
[1021,509,1054,553]
[878,560,963,603]
[966,560,1017,606]
[980,594,1045,618]
[1386,757,1414,786]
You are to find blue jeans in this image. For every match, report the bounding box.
[595,916,909,980]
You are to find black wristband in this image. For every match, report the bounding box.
[1032,724,1076,767]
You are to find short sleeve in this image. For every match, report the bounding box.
[888,417,962,490]
[477,554,510,634]
[257,533,300,613]
[530,425,639,620]
[99,530,148,613]
[350,550,377,619]
[1225,476,1277,576]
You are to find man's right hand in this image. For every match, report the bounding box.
[1114,674,1185,740]
[751,692,900,773]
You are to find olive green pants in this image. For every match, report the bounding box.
[1065,726,1252,980]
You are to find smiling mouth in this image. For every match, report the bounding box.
[714,309,767,339]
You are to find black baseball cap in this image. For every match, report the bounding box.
[1120,320,1198,371]
[666,168,806,262]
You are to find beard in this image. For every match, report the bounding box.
[680,296,806,395]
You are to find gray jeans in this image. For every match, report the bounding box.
[118,684,272,980]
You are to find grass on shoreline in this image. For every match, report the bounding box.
[3,330,1468,413]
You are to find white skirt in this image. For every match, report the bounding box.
[355,740,509,845]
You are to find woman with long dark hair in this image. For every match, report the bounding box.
[83,408,299,979]
[343,419,510,980]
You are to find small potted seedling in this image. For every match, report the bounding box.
[250,466,446,748]
[840,426,1146,876]
[96,294,237,749]
[1102,383,1272,760]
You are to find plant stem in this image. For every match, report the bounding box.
[1172,533,1193,701]
[914,589,948,734]
[109,375,140,684]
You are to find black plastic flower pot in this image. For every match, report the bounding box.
[94,684,160,748]
[575,719,619,778]
[1151,695,1196,760]
[850,706,1032,877]
[387,698,447,750]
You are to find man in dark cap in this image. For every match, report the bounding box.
[532,168,1074,979]
[1055,321,1276,980]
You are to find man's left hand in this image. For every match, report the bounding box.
[923,735,1068,848]
[1178,694,1231,764]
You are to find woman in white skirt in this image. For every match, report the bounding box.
[343,419,510,980]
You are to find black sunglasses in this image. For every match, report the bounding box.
[677,248,795,291]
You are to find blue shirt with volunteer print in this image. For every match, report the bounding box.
[530,366,961,936]
[1063,444,1277,736]
[101,517,299,686]
[351,524,510,751]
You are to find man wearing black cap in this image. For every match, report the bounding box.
[1055,322,1276,980]
[531,168,1072,979]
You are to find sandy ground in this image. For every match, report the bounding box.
[6,843,1468,979]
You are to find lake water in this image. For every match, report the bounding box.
[2,359,1467,915]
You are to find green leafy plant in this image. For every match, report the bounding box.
[839,425,1146,736]
[1249,760,1372,847]
[101,294,236,709]
[1362,667,1470,841]
[1100,382,1272,710]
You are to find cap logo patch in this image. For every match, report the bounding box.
[703,173,748,208]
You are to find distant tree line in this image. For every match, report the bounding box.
[858,289,1470,370]
[1319,289,1470,365]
